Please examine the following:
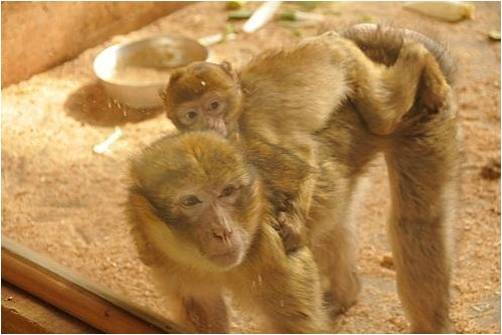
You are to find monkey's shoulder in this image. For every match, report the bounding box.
[240,134,314,196]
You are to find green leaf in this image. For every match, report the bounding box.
[280,10,297,21]
[226,1,246,10]
[228,9,254,20]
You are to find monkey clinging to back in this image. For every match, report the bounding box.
[160,30,430,253]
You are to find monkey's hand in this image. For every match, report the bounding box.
[274,210,307,254]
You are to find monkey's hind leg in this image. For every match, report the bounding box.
[356,41,431,136]
[384,54,458,333]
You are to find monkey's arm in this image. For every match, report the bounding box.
[238,223,328,333]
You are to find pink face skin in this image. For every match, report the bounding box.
[175,181,253,269]
[132,131,259,272]
[174,92,229,136]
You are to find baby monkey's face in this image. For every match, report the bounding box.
[161,61,242,137]
[174,91,230,136]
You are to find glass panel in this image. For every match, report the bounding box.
[2,2,500,334]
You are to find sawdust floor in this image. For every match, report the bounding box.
[2,2,500,333]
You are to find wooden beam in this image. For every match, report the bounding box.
[2,281,99,333]
[1,238,188,333]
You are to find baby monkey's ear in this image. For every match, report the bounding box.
[220,61,232,73]
[159,87,167,102]
[168,70,182,86]
[159,71,183,102]
[220,61,238,81]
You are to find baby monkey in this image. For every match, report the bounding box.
[161,31,431,253]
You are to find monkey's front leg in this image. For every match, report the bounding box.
[254,241,329,333]
[181,293,229,333]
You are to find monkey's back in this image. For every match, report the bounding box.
[341,24,456,85]
[237,34,354,142]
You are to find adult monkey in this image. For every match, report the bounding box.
[129,25,459,333]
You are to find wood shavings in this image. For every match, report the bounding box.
[93,127,123,154]
[380,254,395,270]
[2,2,500,333]
[480,158,500,180]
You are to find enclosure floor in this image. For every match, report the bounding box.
[2,2,500,333]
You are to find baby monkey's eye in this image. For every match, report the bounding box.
[181,195,202,207]
[220,185,238,198]
[210,101,220,110]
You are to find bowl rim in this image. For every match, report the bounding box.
[92,34,208,88]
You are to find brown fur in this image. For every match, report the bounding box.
[161,31,432,253]
[340,23,456,84]
[309,27,458,332]
[130,26,458,333]
[128,132,328,333]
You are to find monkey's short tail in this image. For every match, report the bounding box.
[339,23,456,85]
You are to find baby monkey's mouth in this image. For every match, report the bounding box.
[206,117,228,137]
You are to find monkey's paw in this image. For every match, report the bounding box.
[275,211,306,254]
[323,272,361,318]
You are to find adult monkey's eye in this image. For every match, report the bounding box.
[220,185,237,197]
[181,195,202,207]
[186,110,198,120]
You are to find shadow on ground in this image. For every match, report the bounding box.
[64,81,164,127]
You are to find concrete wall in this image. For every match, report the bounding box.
[2,2,187,87]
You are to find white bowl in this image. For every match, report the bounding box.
[93,35,208,109]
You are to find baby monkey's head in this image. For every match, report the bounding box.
[129,131,263,271]
[161,61,242,137]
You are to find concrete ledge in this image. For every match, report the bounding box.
[1,2,187,86]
